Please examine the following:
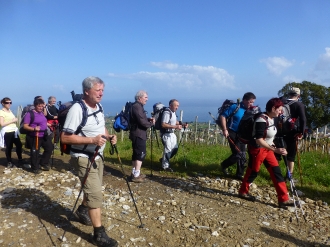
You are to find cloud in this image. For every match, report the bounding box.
[260,56,293,76]
[315,47,330,71]
[108,62,236,91]
[283,75,301,83]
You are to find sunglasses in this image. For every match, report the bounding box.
[4,102,12,105]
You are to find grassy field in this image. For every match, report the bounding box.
[102,132,330,204]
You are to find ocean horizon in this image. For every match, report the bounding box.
[11,96,271,123]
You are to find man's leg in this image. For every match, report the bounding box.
[131,137,146,182]
[162,133,177,170]
[221,130,239,174]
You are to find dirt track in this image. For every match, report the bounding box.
[0,150,329,247]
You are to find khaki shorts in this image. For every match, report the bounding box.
[70,156,104,208]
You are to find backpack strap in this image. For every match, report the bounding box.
[257,113,270,140]
[74,101,103,151]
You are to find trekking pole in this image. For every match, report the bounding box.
[278,137,306,223]
[110,143,145,228]
[227,136,247,164]
[150,126,154,176]
[60,145,102,241]
[295,138,303,187]
[175,122,188,168]
[34,130,39,171]
[153,127,160,148]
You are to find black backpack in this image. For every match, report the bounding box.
[113,102,134,132]
[277,99,298,135]
[152,103,172,133]
[237,106,269,144]
[19,110,35,135]
[216,99,240,126]
[58,91,103,155]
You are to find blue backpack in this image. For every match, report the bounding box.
[113,102,134,132]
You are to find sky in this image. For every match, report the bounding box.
[1,0,330,120]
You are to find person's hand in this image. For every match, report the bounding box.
[148,117,155,124]
[109,135,117,145]
[93,134,107,147]
[176,124,182,130]
[223,129,229,138]
[275,148,287,155]
[12,117,18,123]
[295,133,303,140]
[34,126,41,132]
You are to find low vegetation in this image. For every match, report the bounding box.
[102,130,330,204]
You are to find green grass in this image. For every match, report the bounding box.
[103,134,330,204]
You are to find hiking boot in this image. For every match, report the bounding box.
[74,205,92,226]
[221,163,229,176]
[7,162,17,168]
[33,169,42,174]
[278,200,295,209]
[92,226,118,247]
[54,144,59,150]
[131,173,146,178]
[17,159,24,168]
[163,167,174,172]
[238,193,256,202]
[131,174,146,183]
[42,164,50,171]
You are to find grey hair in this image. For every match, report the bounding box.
[135,90,147,101]
[48,96,56,103]
[82,76,104,94]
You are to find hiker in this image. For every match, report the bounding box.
[160,99,187,172]
[60,76,118,247]
[129,90,154,183]
[45,96,60,149]
[0,97,23,168]
[276,87,306,180]
[238,98,294,208]
[219,92,256,180]
[21,96,45,118]
[23,98,53,174]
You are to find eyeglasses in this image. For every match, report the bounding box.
[4,102,12,105]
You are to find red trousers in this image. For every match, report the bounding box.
[239,145,289,203]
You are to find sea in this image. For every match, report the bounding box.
[12,97,270,123]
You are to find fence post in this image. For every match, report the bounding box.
[207,120,211,145]
[194,116,198,144]
[179,110,183,141]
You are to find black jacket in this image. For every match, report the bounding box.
[129,102,153,140]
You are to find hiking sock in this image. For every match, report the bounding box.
[132,167,135,175]
[133,169,140,178]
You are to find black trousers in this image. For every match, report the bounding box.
[26,134,53,170]
[4,131,22,162]
[221,129,246,177]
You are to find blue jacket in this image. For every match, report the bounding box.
[221,102,247,132]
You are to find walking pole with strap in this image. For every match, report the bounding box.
[295,137,303,187]
[278,137,306,223]
[110,143,145,228]
[35,130,39,170]
[227,136,247,164]
[178,121,187,168]
[60,144,102,241]
[150,126,154,176]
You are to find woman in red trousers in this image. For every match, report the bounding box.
[238,97,294,208]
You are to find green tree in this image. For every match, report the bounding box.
[278,81,330,129]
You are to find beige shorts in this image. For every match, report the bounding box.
[70,156,104,208]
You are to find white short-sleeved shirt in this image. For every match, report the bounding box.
[63,102,105,157]
[253,115,277,145]
[161,108,176,133]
